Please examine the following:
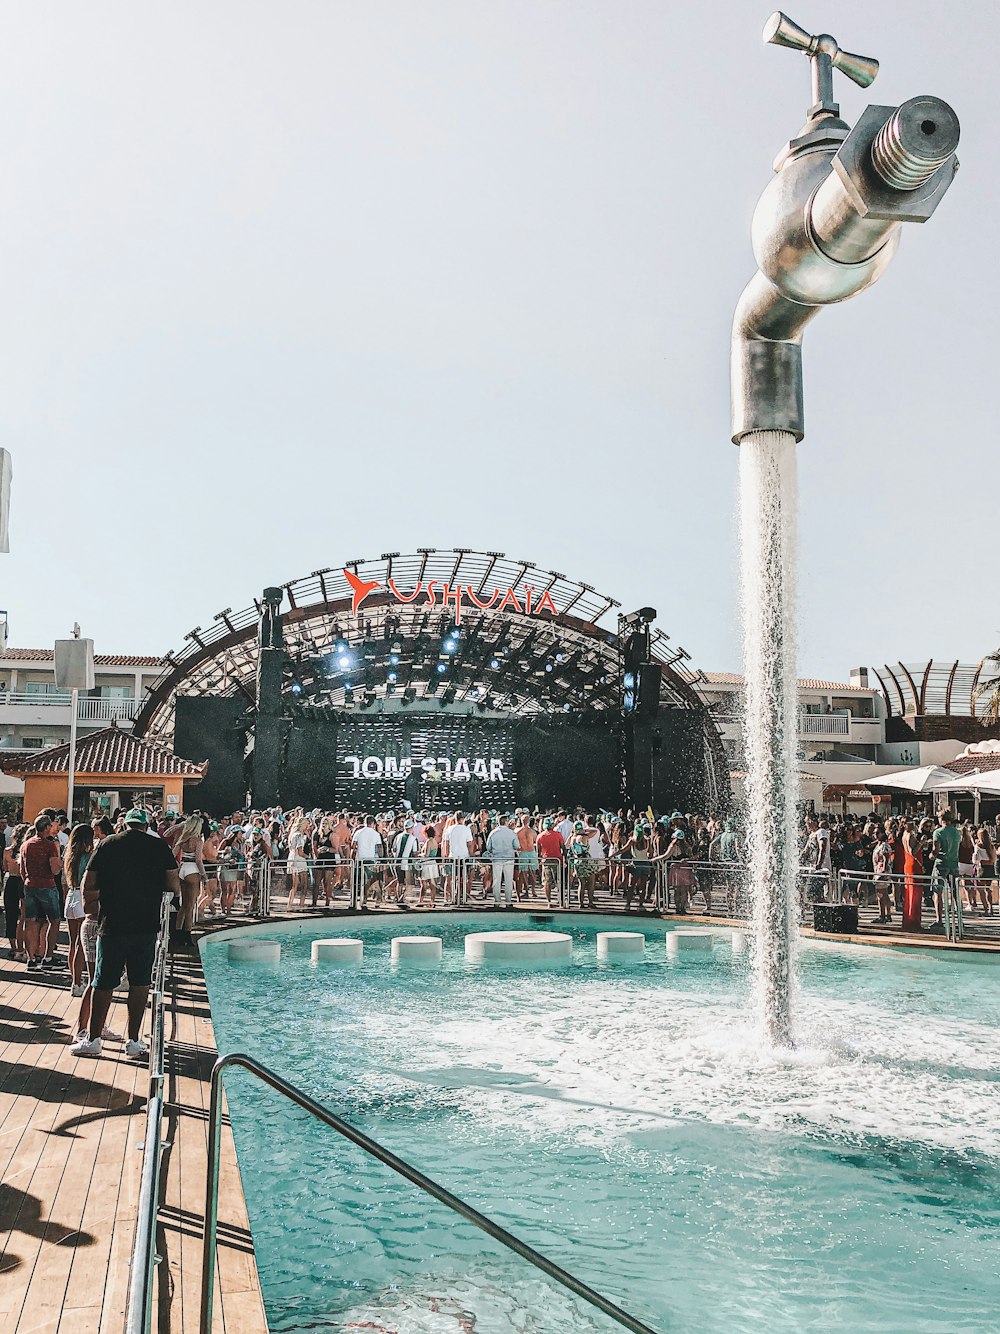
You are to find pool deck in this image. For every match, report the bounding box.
[1,902,996,1333]
[0,934,268,1334]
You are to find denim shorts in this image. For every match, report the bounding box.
[24,886,61,922]
[93,932,157,989]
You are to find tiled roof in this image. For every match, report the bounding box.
[945,755,1000,776]
[0,648,163,667]
[0,725,206,778]
[704,672,874,694]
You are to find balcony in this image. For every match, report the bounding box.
[799,713,850,737]
[714,711,883,745]
[0,691,142,728]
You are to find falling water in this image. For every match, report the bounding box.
[739,429,799,1046]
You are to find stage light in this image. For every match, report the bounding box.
[490,658,500,669]
[563,703,571,712]
[471,687,480,699]
[387,671,397,683]
[545,663,554,673]
[338,654,351,670]
[444,638,457,653]
[436,663,447,674]
[555,652,565,663]
[335,640,347,653]
[391,641,401,653]
[402,687,416,703]
[389,654,399,665]
[290,682,303,695]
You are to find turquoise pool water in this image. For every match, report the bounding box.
[200,916,1000,1333]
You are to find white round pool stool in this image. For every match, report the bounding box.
[228,939,280,964]
[391,936,443,963]
[311,938,364,965]
[665,931,715,955]
[465,930,572,962]
[597,931,644,957]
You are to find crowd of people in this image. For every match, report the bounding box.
[2,805,178,1059]
[130,804,743,916]
[800,808,998,927]
[2,799,997,1026]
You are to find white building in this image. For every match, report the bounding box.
[0,648,162,756]
[701,669,888,763]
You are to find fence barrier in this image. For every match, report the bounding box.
[191,850,1000,943]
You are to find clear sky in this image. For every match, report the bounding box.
[0,2,990,680]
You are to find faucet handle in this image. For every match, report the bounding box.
[764,11,879,115]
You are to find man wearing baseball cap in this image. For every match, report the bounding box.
[70,808,180,1060]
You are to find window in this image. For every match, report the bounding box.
[22,737,42,748]
[25,681,65,695]
[98,685,133,699]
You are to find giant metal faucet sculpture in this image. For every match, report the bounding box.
[732,12,960,442]
[733,15,960,1046]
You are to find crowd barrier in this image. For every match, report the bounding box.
[192,853,998,943]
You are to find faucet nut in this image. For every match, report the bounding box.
[831,101,960,225]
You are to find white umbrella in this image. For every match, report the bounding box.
[862,765,956,794]
[937,769,1000,795]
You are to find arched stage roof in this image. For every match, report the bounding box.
[135,548,716,744]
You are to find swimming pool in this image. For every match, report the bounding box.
[200,915,1000,1333]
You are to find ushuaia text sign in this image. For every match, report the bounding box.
[341,755,507,782]
[344,568,558,624]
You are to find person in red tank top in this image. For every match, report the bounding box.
[536,819,565,907]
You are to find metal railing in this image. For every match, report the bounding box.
[125,892,173,1334]
[798,712,851,736]
[831,867,966,941]
[0,689,142,721]
[200,1052,659,1334]
[200,849,997,944]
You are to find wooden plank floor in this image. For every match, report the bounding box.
[0,933,269,1334]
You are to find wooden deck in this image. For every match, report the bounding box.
[0,935,269,1334]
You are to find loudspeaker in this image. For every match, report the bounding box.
[637,663,661,718]
[174,696,248,815]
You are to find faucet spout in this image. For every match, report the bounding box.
[731,93,959,444]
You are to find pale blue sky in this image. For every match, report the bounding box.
[0,2,991,678]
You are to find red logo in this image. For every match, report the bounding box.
[342,568,557,624]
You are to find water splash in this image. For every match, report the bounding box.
[739,429,800,1046]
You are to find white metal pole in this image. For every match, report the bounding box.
[67,686,79,822]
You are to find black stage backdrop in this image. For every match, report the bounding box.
[171,699,708,815]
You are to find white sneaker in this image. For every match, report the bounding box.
[70,983,86,998]
[70,1035,102,1057]
[125,1038,149,1059]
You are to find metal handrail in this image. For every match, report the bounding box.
[124,892,173,1334]
[200,1052,661,1334]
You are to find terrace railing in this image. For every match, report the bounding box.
[200,1052,661,1334]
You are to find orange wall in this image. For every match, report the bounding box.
[22,775,68,822]
[21,774,196,823]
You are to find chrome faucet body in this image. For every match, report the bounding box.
[731,12,960,444]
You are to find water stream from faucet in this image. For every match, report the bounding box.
[739,429,799,1046]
